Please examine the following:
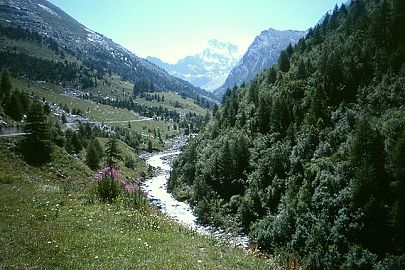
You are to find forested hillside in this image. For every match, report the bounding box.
[169,0,405,268]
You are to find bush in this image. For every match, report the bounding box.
[342,245,378,270]
[375,254,405,270]
[95,166,122,203]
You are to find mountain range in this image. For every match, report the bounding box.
[147,39,241,92]
[213,28,306,97]
[0,0,215,101]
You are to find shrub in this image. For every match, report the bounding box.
[95,166,122,203]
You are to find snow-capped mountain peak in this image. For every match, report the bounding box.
[214,28,306,97]
[202,39,240,59]
[147,39,241,92]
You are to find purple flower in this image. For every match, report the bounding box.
[94,166,121,182]
[124,183,135,193]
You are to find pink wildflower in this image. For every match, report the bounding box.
[124,183,135,193]
[94,166,121,182]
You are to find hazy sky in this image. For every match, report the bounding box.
[48,0,344,64]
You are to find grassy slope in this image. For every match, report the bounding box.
[134,91,208,116]
[11,77,180,149]
[12,78,141,122]
[96,137,146,178]
[0,138,272,269]
[0,33,78,63]
[3,32,207,142]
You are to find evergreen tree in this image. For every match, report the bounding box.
[61,113,67,123]
[147,139,153,152]
[64,129,75,154]
[350,118,389,254]
[217,139,233,196]
[212,103,219,117]
[266,67,277,84]
[278,50,290,72]
[4,91,23,121]
[203,110,211,125]
[93,137,104,161]
[105,138,120,167]
[296,59,307,80]
[257,94,271,133]
[71,132,83,154]
[18,91,30,113]
[86,139,101,170]
[0,70,11,103]
[50,121,65,147]
[22,102,53,165]
[390,128,405,251]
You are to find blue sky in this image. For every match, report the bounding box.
[48,0,344,63]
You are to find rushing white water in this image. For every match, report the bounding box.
[142,151,208,232]
[141,141,249,248]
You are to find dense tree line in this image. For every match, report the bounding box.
[0,52,98,89]
[132,80,156,97]
[170,0,405,268]
[131,79,212,109]
[0,70,31,121]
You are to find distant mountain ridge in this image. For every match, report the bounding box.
[0,0,215,101]
[147,39,241,92]
[214,28,306,97]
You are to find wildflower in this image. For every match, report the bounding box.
[94,166,121,182]
[124,183,135,193]
[94,166,122,203]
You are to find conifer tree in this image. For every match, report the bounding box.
[350,118,389,253]
[390,128,405,251]
[86,139,101,170]
[0,70,11,103]
[4,91,23,121]
[61,113,67,123]
[278,50,290,72]
[105,138,120,167]
[22,102,53,165]
[71,132,83,154]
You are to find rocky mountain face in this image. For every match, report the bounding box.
[0,0,215,100]
[214,28,306,97]
[147,40,241,92]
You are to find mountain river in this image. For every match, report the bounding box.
[141,136,249,249]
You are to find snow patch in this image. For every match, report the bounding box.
[37,4,61,18]
[84,28,95,34]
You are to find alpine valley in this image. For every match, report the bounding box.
[0,0,268,268]
[0,0,404,269]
